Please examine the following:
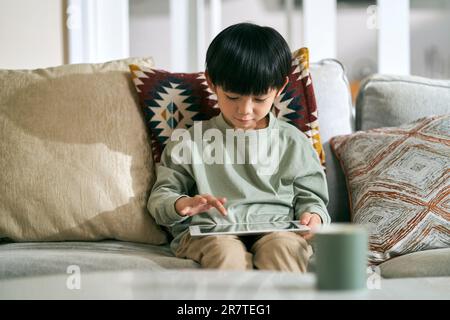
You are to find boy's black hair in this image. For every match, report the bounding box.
[206,23,291,96]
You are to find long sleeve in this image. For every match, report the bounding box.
[147,141,195,227]
[292,136,330,225]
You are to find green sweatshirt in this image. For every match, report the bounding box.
[148,112,330,253]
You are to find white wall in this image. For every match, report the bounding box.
[66,0,130,64]
[1,0,448,78]
[334,2,450,80]
[130,0,301,71]
[337,6,378,81]
[0,0,65,69]
[130,0,171,69]
[410,8,450,79]
[129,0,450,81]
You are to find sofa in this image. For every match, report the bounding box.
[0,56,449,294]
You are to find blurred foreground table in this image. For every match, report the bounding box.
[1,270,449,300]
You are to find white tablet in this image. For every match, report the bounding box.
[189,221,310,237]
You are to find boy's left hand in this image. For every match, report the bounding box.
[299,212,322,240]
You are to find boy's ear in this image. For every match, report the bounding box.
[205,71,216,93]
[276,76,289,97]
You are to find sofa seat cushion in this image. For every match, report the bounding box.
[0,241,199,279]
[379,248,450,278]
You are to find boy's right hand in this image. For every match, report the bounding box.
[175,194,227,217]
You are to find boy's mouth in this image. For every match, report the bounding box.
[234,117,253,123]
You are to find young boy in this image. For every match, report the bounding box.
[148,23,329,272]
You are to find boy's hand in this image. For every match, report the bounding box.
[299,212,322,240]
[175,194,227,217]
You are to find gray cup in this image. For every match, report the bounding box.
[314,223,368,291]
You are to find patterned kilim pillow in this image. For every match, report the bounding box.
[274,48,324,166]
[130,47,325,165]
[331,115,450,264]
[129,67,219,163]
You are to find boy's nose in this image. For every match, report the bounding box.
[237,99,253,115]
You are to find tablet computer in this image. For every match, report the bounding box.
[189,221,310,237]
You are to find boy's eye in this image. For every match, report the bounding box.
[226,95,239,100]
[254,98,267,103]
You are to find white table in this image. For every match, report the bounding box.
[1,270,449,300]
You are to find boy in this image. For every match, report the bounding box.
[148,23,329,272]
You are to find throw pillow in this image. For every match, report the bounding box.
[129,47,325,166]
[0,57,168,244]
[331,115,450,264]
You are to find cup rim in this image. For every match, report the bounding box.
[314,223,367,235]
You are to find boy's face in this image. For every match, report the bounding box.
[206,74,288,130]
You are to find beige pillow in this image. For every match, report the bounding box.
[0,58,168,244]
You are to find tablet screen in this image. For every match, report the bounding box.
[192,221,309,236]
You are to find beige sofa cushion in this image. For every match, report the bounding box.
[0,58,168,244]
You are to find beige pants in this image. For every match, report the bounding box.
[175,231,313,272]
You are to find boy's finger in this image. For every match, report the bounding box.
[197,204,212,211]
[203,195,227,216]
[213,200,227,216]
[193,195,207,206]
[180,207,190,215]
[303,232,314,240]
[209,196,226,205]
[211,199,227,216]
[311,214,322,224]
[300,212,311,225]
